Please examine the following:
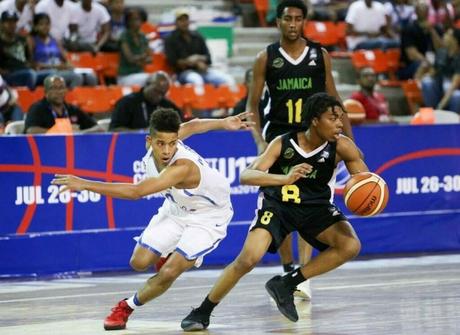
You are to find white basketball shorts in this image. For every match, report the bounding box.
[136,205,233,267]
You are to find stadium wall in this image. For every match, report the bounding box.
[1,125,459,278]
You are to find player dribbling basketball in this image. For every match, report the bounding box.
[181,93,368,330]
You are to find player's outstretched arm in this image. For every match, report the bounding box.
[51,162,191,200]
[178,112,254,140]
[337,136,369,175]
[240,137,312,186]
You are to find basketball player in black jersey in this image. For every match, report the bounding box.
[247,0,354,297]
[181,93,366,330]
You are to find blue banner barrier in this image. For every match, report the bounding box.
[0,124,459,277]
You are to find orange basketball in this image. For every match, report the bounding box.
[343,99,366,124]
[343,172,389,216]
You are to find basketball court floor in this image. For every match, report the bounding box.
[1,254,459,335]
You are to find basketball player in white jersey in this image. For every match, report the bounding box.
[52,108,253,331]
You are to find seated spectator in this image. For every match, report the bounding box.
[26,13,92,88]
[117,8,152,86]
[35,0,78,43]
[349,67,394,123]
[384,0,415,37]
[101,0,126,52]
[0,11,37,89]
[428,0,455,32]
[421,28,460,112]
[109,71,183,132]
[345,0,400,50]
[24,75,103,134]
[0,0,34,35]
[0,74,23,133]
[306,0,349,22]
[164,8,236,93]
[65,0,111,53]
[399,0,443,80]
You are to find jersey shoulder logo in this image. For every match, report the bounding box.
[283,147,295,159]
[272,57,284,68]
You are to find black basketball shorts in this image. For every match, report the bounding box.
[250,195,348,253]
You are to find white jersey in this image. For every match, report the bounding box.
[142,141,231,215]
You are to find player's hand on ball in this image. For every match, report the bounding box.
[51,174,86,192]
[285,163,312,184]
[223,111,255,130]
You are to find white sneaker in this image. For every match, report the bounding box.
[294,279,311,300]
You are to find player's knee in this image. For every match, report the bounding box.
[233,255,258,273]
[341,238,361,261]
[158,265,181,283]
[129,257,150,272]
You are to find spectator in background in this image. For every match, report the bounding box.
[0,74,23,133]
[306,0,349,22]
[26,13,89,88]
[0,0,34,34]
[65,0,111,53]
[0,11,37,89]
[25,75,103,134]
[164,8,236,93]
[109,71,183,132]
[384,0,415,37]
[421,28,460,112]
[349,67,394,123]
[35,0,78,43]
[101,0,126,52]
[427,0,455,31]
[345,0,400,50]
[117,8,152,86]
[399,0,443,80]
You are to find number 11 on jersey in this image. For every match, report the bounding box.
[286,98,303,124]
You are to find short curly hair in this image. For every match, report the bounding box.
[149,108,181,134]
[302,93,343,129]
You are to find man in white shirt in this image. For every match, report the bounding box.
[35,0,78,42]
[69,0,111,53]
[345,0,399,50]
[0,0,34,33]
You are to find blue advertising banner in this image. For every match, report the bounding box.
[0,124,459,277]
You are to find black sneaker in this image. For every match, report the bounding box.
[265,275,299,322]
[181,308,210,331]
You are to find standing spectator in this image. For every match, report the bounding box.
[0,10,37,89]
[26,13,86,88]
[65,0,111,53]
[101,0,126,52]
[164,8,236,92]
[0,74,23,133]
[35,0,78,43]
[0,0,34,34]
[117,8,151,86]
[24,75,103,134]
[349,67,394,122]
[345,0,400,50]
[399,0,443,80]
[110,71,183,132]
[421,28,460,112]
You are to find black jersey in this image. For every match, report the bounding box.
[265,40,326,128]
[262,131,337,205]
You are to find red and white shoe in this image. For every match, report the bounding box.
[103,299,133,330]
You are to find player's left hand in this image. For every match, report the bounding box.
[51,174,87,193]
[223,111,255,130]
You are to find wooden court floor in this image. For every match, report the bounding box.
[1,254,459,335]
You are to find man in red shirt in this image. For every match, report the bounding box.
[349,67,394,123]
